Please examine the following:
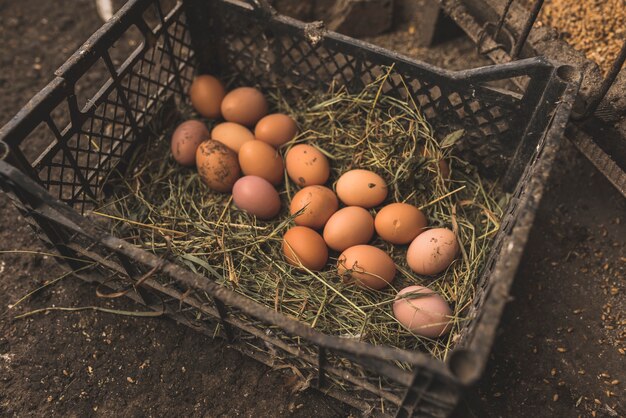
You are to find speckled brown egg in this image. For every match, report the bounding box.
[189,75,226,119]
[221,87,268,127]
[232,175,281,220]
[337,245,396,290]
[393,285,452,338]
[283,226,328,271]
[289,185,338,229]
[285,144,330,187]
[238,140,284,185]
[211,122,254,154]
[336,169,387,208]
[195,140,240,192]
[255,113,298,147]
[323,206,374,252]
[171,120,210,166]
[375,203,428,244]
[407,228,459,275]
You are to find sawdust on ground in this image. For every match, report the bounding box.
[537,0,625,75]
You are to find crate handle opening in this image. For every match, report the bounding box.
[556,65,578,83]
[447,348,481,386]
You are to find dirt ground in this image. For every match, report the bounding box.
[0,0,624,417]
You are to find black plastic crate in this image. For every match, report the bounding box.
[0,0,579,416]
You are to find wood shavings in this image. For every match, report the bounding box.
[538,0,626,75]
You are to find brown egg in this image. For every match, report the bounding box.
[393,285,453,338]
[407,228,459,275]
[238,140,284,185]
[375,203,428,244]
[189,75,226,119]
[232,176,281,220]
[221,87,268,126]
[283,226,328,271]
[211,122,254,153]
[195,140,240,192]
[285,144,330,187]
[255,113,298,147]
[290,186,338,229]
[337,245,396,290]
[323,206,374,252]
[336,169,387,208]
[171,120,209,166]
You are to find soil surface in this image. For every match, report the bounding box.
[1,1,624,417]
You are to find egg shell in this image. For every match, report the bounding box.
[189,75,226,119]
[290,186,338,230]
[195,140,240,192]
[285,144,330,187]
[238,140,284,185]
[375,203,428,244]
[283,226,329,271]
[392,285,452,338]
[221,87,268,126]
[337,245,395,290]
[171,120,210,166]
[211,122,254,153]
[255,114,298,148]
[232,175,281,220]
[407,228,459,275]
[336,169,387,208]
[323,206,374,251]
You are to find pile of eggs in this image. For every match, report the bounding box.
[171,74,459,339]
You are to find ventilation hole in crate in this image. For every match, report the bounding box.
[488,106,502,118]
[49,100,72,139]
[294,46,330,85]
[495,120,509,133]
[141,0,170,33]
[18,122,57,165]
[422,107,436,119]
[279,38,333,87]
[455,106,468,119]
[428,85,442,101]
[157,17,193,98]
[328,52,357,88]
[118,47,178,129]
[448,92,463,107]
[66,131,98,185]
[468,100,481,113]
[408,78,422,93]
[39,147,80,203]
[222,29,273,87]
[385,73,406,97]
[415,92,431,108]
[74,90,138,195]
[119,71,147,127]
[75,58,113,113]
[108,25,144,73]
[475,115,488,125]
[360,61,385,87]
